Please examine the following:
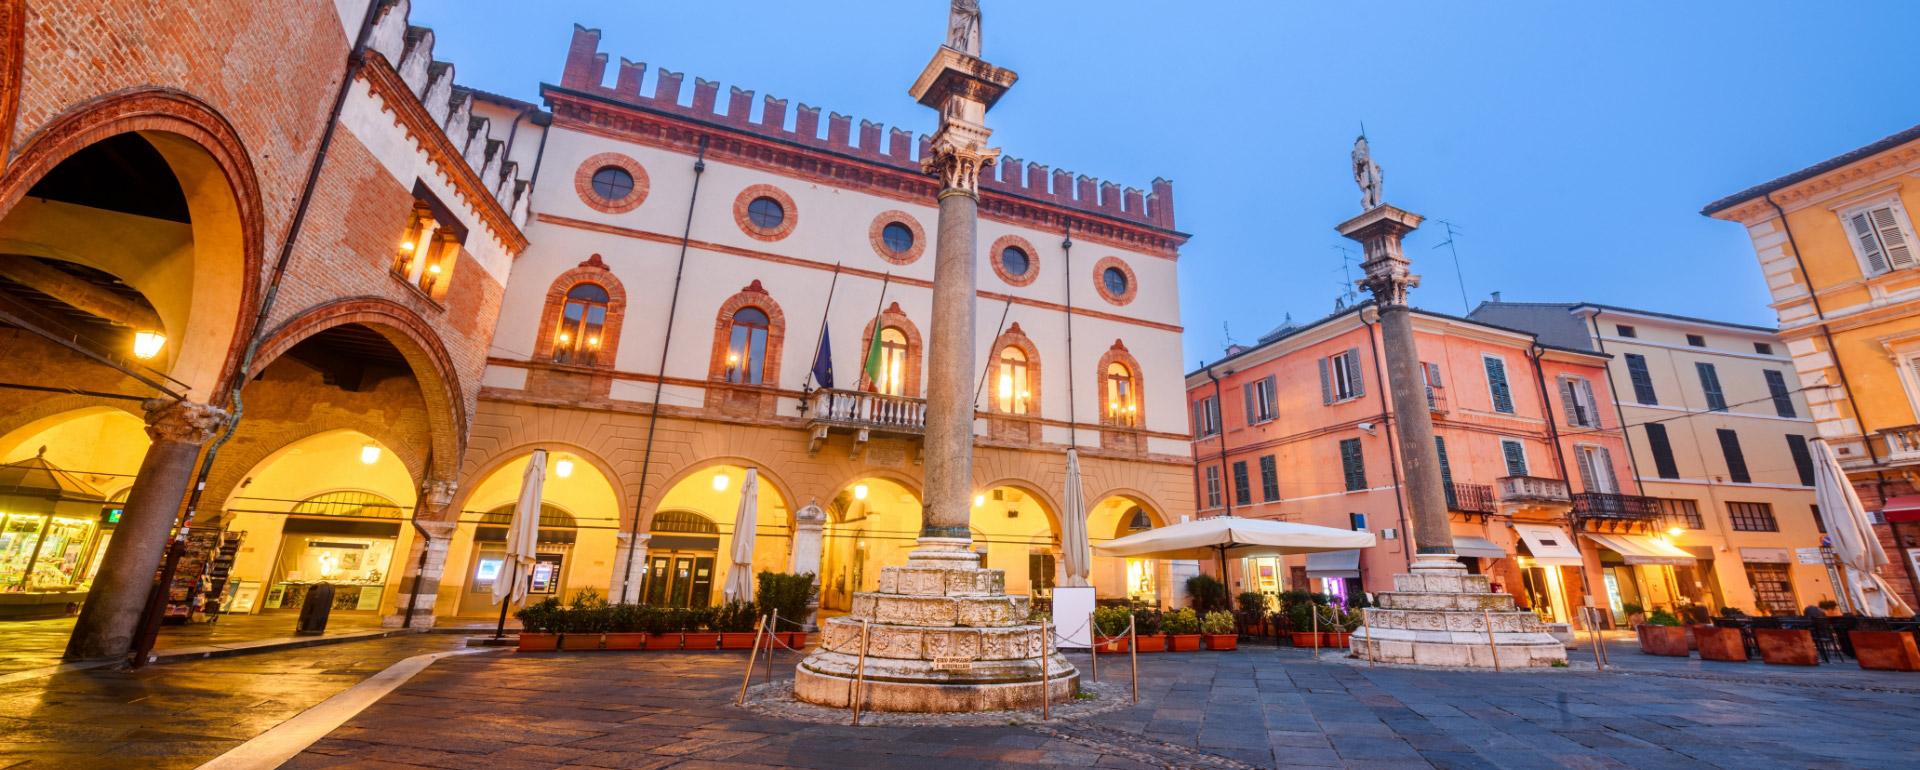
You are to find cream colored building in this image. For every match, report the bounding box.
[1471,302,1833,617]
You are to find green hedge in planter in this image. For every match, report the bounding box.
[757,571,817,624]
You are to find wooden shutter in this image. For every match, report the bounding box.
[1558,377,1580,427]
[1345,348,1365,397]
[1242,383,1256,426]
[1424,362,1443,388]
[1593,445,1619,492]
[1484,357,1513,413]
[1870,204,1917,269]
[1502,440,1528,476]
[1193,400,1204,438]
[1850,210,1891,274]
[1318,357,1332,404]
[1574,447,1600,493]
[1435,436,1456,509]
[1261,375,1278,420]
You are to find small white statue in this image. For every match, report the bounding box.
[947,0,982,56]
[1353,132,1383,210]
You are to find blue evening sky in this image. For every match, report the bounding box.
[414,1,1920,367]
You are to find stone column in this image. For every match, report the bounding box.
[610,532,651,604]
[65,398,226,660]
[790,501,827,626]
[384,478,458,629]
[919,187,978,547]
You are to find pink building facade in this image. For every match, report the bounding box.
[1187,307,1646,628]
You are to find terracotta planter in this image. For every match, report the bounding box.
[1849,630,1920,671]
[783,631,810,648]
[682,632,721,650]
[719,632,760,650]
[1691,625,1746,662]
[1322,632,1351,648]
[1754,628,1818,666]
[644,633,683,651]
[1094,636,1128,653]
[517,633,559,652]
[1289,632,1322,648]
[560,633,606,651]
[1203,633,1238,651]
[1169,634,1202,652]
[1133,634,1168,653]
[1636,624,1690,656]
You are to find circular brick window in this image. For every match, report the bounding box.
[1093,256,1138,306]
[868,211,926,265]
[734,184,798,241]
[990,234,1039,287]
[574,153,648,214]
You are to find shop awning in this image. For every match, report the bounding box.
[1512,524,1583,566]
[1584,533,1695,566]
[1305,549,1361,579]
[1453,536,1506,559]
[1882,495,1920,523]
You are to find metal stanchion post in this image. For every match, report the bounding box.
[851,619,871,725]
[1361,615,1373,667]
[1128,615,1139,704]
[1483,609,1501,672]
[736,614,768,706]
[1088,611,1099,683]
[766,609,780,687]
[1312,604,1321,660]
[1040,620,1051,720]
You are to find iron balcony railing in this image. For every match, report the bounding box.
[806,388,927,435]
[1447,482,1497,514]
[1571,491,1661,520]
[1495,475,1571,505]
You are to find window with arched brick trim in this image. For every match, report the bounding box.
[990,323,1040,415]
[708,280,786,387]
[1098,339,1144,429]
[534,254,627,369]
[858,302,922,397]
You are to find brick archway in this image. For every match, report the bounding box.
[0,88,266,398]
[532,253,628,367]
[858,302,923,397]
[250,298,467,484]
[0,0,21,171]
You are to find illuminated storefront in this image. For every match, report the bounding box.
[0,452,111,618]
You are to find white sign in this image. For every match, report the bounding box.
[1052,586,1096,649]
[1796,548,1825,565]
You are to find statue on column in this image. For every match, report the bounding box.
[947,0,982,56]
[1353,131,1383,211]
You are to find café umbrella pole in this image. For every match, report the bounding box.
[492,449,547,641]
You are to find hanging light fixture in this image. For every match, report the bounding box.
[1666,526,1684,537]
[133,330,166,360]
[853,483,869,501]
[554,456,575,478]
[973,494,985,508]
[712,472,730,492]
[359,443,381,465]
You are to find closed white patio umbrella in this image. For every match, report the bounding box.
[1812,439,1913,616]
[493,449,546,639]
[723,468,760,602]
[1059,449,1091,587]
[1094,514,1378,584]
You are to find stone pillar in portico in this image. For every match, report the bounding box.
[384,477,459,629]
[790,501,827,626]
[66,398,227,660]
[610,532,651,604]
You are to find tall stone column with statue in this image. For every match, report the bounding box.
[1341,134,1566,668]
[794,0,1077,711]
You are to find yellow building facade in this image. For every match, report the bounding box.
[1707,125,1920,610]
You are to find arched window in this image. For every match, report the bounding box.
[552,283,610,365]
[997,346,1030,414]
[876,327,909,395]
[1106,361,1138,427]
[727,307,771,384]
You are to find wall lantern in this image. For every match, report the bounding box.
[360,443,382,465]
[133,330,166,360]
[554,456,575,478]
[712,472,730,492]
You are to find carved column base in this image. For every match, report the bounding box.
[1353,572,1567,669]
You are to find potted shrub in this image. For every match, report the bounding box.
[1287,602,1324,648]
[1164,608,1202,651]
[1817,599,1841,617]
[514,597,562,652]
[758,571,818,647]
[1185,574,1229,614]
[556,590,611,650]
[682,606,721,650]
[1131,608,1166,652]
[644,607,684,650]
[1093,605,1132,653]
[1636,609,1689,656]
[1622,602,1648,628]
[1321,606,1357,648]
[1202,610,1238,651]
[1236,592,1267,635]
[716,601,764,649]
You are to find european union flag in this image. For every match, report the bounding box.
[810,326,834,389]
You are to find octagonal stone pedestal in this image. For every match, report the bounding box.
[1352,569,1567,668]
[795,543,1076,712]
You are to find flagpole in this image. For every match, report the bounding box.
[860,272,893,391]
[973,296,1014,409]
[806,263,843,391]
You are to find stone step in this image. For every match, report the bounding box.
[1392,573,1491,594]
[817,616,1045,661]
[876,565,1006,597]
[848,591,1030,627]
[1362,607,1548,634]
[1373,591,1517,612]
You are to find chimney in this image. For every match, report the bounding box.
[1490,291,1502,303]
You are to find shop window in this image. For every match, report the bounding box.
[1745,561,1798,616]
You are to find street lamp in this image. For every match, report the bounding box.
[133,330,166,360]
[360,443,381,465]
[554,456,574,478]
[712,472,730,492]
[853,483,869,501]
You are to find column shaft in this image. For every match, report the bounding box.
[64,436,203,659]
[920,190,978,540]
[1378,305,1454,558]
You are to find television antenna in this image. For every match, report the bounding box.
[1332,244,1361,310]
[1432,219,1471,313]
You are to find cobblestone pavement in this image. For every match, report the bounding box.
[0,613,391,675]
[0,633,468,769]
[285,641,1920,769]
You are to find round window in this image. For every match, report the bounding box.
[747,197,786,230]
[881,222,915,255]
[1103,266,1130,297]
[591,166,634,201]
[1000,246,1031,278]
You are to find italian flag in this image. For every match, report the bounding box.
[863,329,883,390]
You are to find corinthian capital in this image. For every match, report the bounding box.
[141,398,229,445]
[923,139,1000,197]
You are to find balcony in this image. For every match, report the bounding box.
[1882,425,1920,465]
[1426,386,1448,414]
[806,388,926,455]
[1496,475,1571,506]
[1446,482,1496,515]
[1572,492,1662,531]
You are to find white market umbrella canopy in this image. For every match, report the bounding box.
[493,449,547,606]
[1059,449,1091,588]
[723,469,760,602]
[1812,439,1913,616]
[1095,514,1377,579]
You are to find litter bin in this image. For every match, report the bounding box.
[296,583,335,636]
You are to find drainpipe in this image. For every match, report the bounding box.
[1361,310,1414,573]
[618,135,709,603]
[129,0,387,666]
[1204,365,1232,519]
[400,451,434,629]
[1582,310,1645,495]
[1529,341,1592,607]
[1765,193,1917,603]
